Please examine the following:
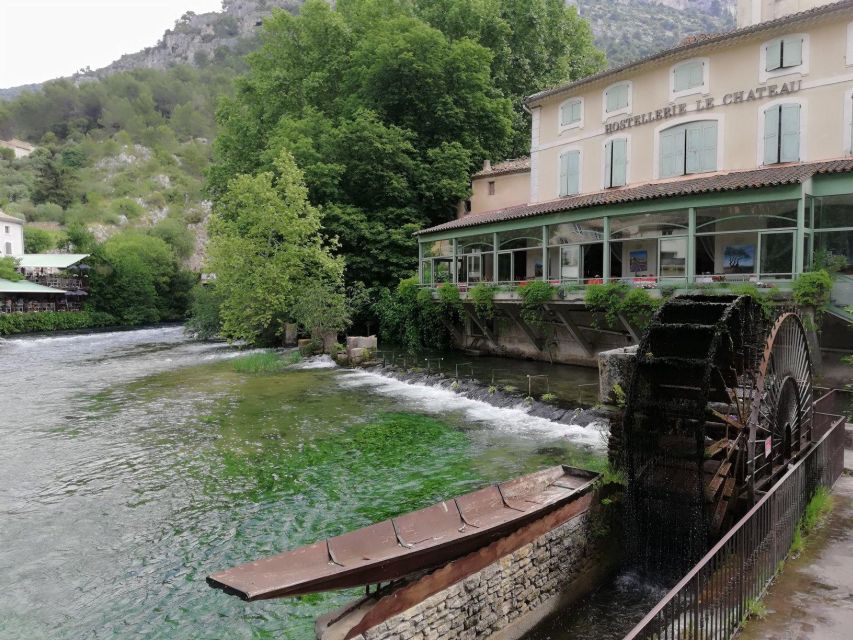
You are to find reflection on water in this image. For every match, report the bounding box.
[0,328,605,639]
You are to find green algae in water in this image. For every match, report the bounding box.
[232,351,300,374]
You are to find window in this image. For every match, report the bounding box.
[4,242,11,255]
[559,98,583,129]
[3,225,9,233]
[604,138,628,188]
[763,104,800,164]
[672,60,706,96]
[487,180,496,195]
[559,150,581,197]
[464,199,472,213]
[604,83,630,114]
[765,36,803,72]
[659,120,718,178]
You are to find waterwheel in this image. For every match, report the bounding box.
[620,294,814,578]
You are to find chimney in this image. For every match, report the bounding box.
[482,159,492,172]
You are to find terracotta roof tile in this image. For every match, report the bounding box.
[525,0,853,106]
[416,159,853,236]
[473,156,531,178]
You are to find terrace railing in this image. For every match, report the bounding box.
[622,390,848,640]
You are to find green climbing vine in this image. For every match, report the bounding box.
[518,281,556,326]
[436,281,463,321]
[792,269,832,317]
[585,282,660,332]
[468,283,497,320]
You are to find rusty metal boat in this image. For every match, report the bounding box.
[207,465,599,601]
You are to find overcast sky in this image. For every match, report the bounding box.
[0,0,223,88]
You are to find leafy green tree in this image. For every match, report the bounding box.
[186,283,223,339]
[60,223,96,253]
[205,150,346,345]
[88,232,184,324]
[0,256,22,281]
[23,227,53,253]
[30,145,78,208]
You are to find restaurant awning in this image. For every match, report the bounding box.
[17,254,90,269]
[0,278,66,294]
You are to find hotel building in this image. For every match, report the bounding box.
[418,0,853,297]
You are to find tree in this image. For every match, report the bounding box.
[0,256,22,281]
[23,227,53,253]
[209,0,605,294]
[30,145,78,208]
[88,232,185,325]
[205,150,346,346]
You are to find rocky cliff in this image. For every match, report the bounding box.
[99,0,307,75]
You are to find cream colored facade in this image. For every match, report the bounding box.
[0,212,24,258]
[528,9,853,204]
[738,0,835,27]
[460,168,530,217]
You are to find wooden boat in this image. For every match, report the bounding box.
[207,465,599,601]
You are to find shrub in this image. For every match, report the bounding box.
[469,283,496,320]
[23,227,54,253]
[186,283,222,340]
[0,310,116,336]
[585,282,630,327]
[793,270,832,313]
[437,282,463,316]
[585,282,659,332]
[518,280,555,326]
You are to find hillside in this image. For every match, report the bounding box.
[0,0,735,273]
[574,0,736,67]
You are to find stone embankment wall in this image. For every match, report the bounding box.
[320,491,621,640]
[457,306,633,368]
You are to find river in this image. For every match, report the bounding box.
[0,327,610,639]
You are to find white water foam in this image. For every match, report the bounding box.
[291,354,338,369]
[3,326,185,349]
[336,368,608,448]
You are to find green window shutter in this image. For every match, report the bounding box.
[606,84,628,112]
[606,88,617,112]
[764,106,780,164]
[780,103,801,162]
[571,100,582,123]
[611,138,627,187]
[782,37,803,68]
[674,61,704,92]
[685,124,703,174]
[561,100,582,126]
[559,151,569,195]
[603,140,613,188]
[674,65,690,92]
[660,126,685,178]
[684,121,717,174]
[766,39,782,71]
[690,61,704,88]
[700,121,717,172]
[566,151,580,195]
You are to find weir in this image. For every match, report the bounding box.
[206,296,847,640]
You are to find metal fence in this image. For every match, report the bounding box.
[622,391,848,640]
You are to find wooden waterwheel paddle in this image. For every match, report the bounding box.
[619,294,814,578]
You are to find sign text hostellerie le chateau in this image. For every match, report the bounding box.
[604,80,803,134]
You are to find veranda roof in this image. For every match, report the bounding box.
[18,254,89,269]
[0,278,66,294]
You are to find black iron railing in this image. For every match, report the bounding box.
[623,392,847,640]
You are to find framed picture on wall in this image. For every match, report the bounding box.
[723,244,755,274]
[629,250,648,274]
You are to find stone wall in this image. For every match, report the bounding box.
[338,504,619,640]
[459,308,633,368]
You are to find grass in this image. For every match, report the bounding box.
[791,486,834,556]
[232,351,300,374]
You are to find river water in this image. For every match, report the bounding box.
[0,327,611,639]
